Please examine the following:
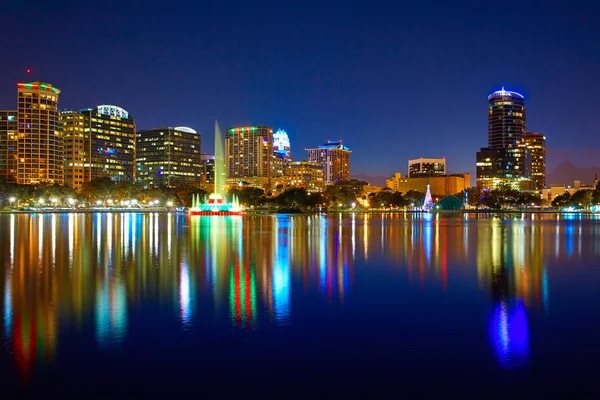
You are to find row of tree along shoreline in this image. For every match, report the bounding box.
[1,178,599,212]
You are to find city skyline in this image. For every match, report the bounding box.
[1,1,598,184]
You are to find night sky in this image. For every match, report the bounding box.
[1,0,599,184]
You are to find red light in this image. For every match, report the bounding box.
[26,69,31,73]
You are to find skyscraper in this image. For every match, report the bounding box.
[525,132,546,191]
[136,126,202,188]
[305,140,351,185]
[408,157,446,178]
[62,105,136,191]
[476,88,531,189]
[272,128,292,178]
[0,110,17,182]
[225,125,273,189]
[16,82,63,185]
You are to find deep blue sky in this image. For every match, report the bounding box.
[1,0,599,183]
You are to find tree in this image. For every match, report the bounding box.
[176,185,207,207]
[306,193,327,209]
[275,188,309,208]
[81,177,116,202]
[551,191,571,209]
[571,190,592,209]
[516,192,543,208]
[592,187,600,206]
[403,190,425,208]
[460,187,483,209]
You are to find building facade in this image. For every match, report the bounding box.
[306,140,351,185]
[476,88,531,189]
[0,110,18,182]
[136,126,202,188]
[408,157,446,177]
[287,160,324,193]
[525,132,546,190]
[386,173,471,197]
[61,111,86,190]
[225,125,273,189]
[61,105,136,191]
[200,153,215,184]
[16,82,63,185]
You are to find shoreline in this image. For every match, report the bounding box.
[0,208,596,215]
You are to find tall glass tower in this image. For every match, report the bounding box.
[487,87,526,149]
[476,87,531,189]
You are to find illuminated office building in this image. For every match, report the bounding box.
[525,132,546,190]
[61,105,136,190]
[136,126,202,188]
[0,110,18,182]
[306,140,351,185]
[476,88,531,189]
[386,173,470,196]
[287,160,325,192]
[225,125,273,189]
[408,157,446,177]
[16,82,63,185]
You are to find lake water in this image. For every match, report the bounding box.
[1,212,599,396]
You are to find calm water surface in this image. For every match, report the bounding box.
[1,212,600,395]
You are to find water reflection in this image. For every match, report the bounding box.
[0,213,598,378]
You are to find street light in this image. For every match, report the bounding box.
[68,198,75,206]
[154,200,160,206]
[50,198,58,204]
[351,202,356,209]
[95,200,102,206]
[38,198,45,204]
[107,199,113,205]
[9,197,16,203]
[166,201,174,207]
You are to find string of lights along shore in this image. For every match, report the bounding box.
[0,79,563,202]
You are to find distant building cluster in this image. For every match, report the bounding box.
[0,81,351,193]
[5,81,597,200]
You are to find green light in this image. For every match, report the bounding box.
[25,83,32,89]
[252,127,257,131]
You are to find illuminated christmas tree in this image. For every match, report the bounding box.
[423,184,434,211]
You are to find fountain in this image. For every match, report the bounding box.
[189,121,243,216]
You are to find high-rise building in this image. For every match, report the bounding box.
[287,160,324,193]
[61,111,86,190]
[225,125,273,188]
[61,105,135,191]
[525,132,546,190]
[305,140,351,185]
[16,82,63,185]
[272,129,292,179]
[136,126,202,188]
[200,153,215,184]
[0,110,18,182]
[408,157,446,178]
[476,88,531,189]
